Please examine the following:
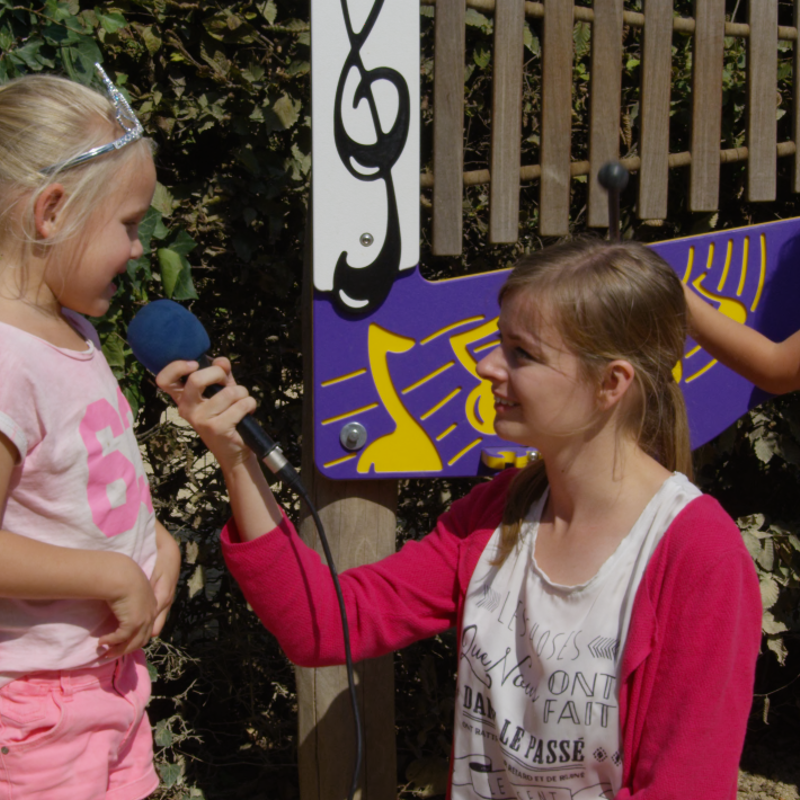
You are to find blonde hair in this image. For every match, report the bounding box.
[0,72,153,279]
[497,237,692,562]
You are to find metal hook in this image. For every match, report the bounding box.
[597,161,630,242]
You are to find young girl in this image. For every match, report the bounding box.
[0,68,180,799]
[684,283,800,394]
[159,239,761,799]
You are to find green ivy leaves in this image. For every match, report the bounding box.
[738,512,800,665]
[158,231,199,301]
[0,0,102,82]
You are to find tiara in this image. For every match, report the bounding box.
[40,63,144,175]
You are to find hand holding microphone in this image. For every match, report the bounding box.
[158,355,257,465]
[127,300,305,495]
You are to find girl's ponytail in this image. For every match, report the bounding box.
[661,376,693,479]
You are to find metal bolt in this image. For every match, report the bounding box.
[360,232,374,247]
[340,421,368,451]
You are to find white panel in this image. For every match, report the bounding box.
[312,0,420,309]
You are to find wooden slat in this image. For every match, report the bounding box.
[489,0,525,242]
[432,0,466,255]
[747,1,778,201]
[588,0,624,229]
[540,0,574,236]
[638,0,673,220]
[793,0,800,192]
[690,0,724,211]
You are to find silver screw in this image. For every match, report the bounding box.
[340,421,368,451]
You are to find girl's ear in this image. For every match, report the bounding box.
[33,184,66,239]
[597,359,636,411]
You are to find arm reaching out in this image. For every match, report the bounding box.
[684,282,800,394]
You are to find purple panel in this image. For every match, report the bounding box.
[314,217,800,479]
[314,268,508,479]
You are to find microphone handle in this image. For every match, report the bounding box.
[198,355,304,494]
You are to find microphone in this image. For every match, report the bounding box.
[127,300,304,494]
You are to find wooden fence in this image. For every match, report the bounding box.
[420,0,800,254]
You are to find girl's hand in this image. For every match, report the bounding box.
[98,556,158,660]
[156,357,257,471]
[157,357,285,544]
[150,521,181,638]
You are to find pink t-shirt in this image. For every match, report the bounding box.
[0,311,157,684]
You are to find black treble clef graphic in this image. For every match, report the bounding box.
[331,0,411,315]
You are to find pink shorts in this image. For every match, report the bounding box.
[0,650,159,800]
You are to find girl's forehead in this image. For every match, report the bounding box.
[500,292,576,357]
[500,291,555,335]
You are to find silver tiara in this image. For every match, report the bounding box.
[41,63,144,175]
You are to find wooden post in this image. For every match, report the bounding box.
[689,0,724,212]
[433,0,466,256]
[588,0,624,228]
[747,0,778,202]
[298,221,398,800]
[489,0,525,243]
[639,0,673,221]
[540,0,574,236]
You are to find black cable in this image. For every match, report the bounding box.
[296,484,363,800]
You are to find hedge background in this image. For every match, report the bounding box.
[1,1,799,797]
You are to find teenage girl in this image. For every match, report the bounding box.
[0,68,180,799]
[684,283,800,394]
[159,239,761,799]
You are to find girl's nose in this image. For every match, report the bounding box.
[130,237,144,261]
[476,343,504,381]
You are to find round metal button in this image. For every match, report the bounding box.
[340,422,367,451]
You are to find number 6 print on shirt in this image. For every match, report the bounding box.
[80,387,153,538]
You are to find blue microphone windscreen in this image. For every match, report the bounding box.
[127,299,211,374]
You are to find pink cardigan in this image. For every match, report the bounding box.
[221,469,762,798]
